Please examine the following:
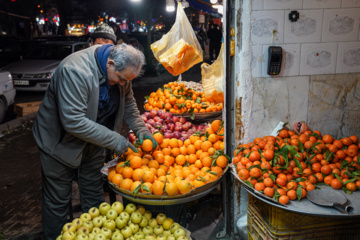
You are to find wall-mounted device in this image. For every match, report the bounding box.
[267,46,283,76]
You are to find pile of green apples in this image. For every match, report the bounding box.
[57,201,190,240]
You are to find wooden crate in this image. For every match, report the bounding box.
[14,101,41,117]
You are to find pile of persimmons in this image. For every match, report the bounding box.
[107,120,228,197]
[144,81,223,114]
[233,129,359,205]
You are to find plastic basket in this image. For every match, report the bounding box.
[247,206,360,240]
[247,194,360,239]
[248,194,360,234]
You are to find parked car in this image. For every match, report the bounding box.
[0,71,16,123]
[1,41,88,91]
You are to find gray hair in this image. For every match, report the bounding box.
[108,43,146,77]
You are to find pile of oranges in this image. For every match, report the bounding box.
[108,120,228,197]
[233,129,360,205]
[144,81,223,114]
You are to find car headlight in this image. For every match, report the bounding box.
[8,73,12,80]
[33,72,53,79]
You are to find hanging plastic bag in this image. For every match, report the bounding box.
[151,2,203,76]
[201,43,225,104]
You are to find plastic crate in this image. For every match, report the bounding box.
[248,194,360,234]
[247,194,360,240]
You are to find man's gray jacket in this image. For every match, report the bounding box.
[32,45,148,168]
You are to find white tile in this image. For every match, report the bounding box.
[252,0,263,10]
[251,11,284,45]
[262,44,301,76]
[284,10,323,43]
[300,43,338,75]
[336,42,360,73]
[342,0,360,8]
[263,0,303,10]
[303,0,341,9]
[322,9,360,42]
[251,45,265,78]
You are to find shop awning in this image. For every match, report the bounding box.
[187,0,223,18]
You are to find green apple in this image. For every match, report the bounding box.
[167,235,176,240]
[92,216,103,228]
[144,233,156,240]
[170,223,181,234]
[72,218,83,230]
[63,223,77,233]
[120,211,130,222]
[100,215,107,223]
[80,213,92,222]
[162,218,174,230]
[81,221,94,233]
[173,228,186,238]
[56,235,63,240]
[139,217,148,228]
[76,226,89,236]
[106,209,119,220]
[62,231,76,240]
[115,216,128,229]
[100,227,112,239]
[156,234,167,240]
[176,236,189,240]
[75,233,89,240]
[94,233,106,240]
[153,225,164,236]
[99,202,111,216]
[130,211,143,224]
[148,218,158,228]
[136,205,146,215]
[88,207,100,219]
[156,213,166,225]
[133,231,145,240]
[88,233,95,240]
[125,203,137,214]
[163,230,171,237]
[92,227,101,235]
[129,223,139,234]
[142,226,154,235]
[114,228,121,234]
[121,226,133,238]
[111,231,124,240]
[111,201,124,214]
[103,219,116,232]
[144,210,152,221]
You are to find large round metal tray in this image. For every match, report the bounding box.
[231,165,360,218]
[109,166,228,205]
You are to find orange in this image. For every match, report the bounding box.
[162,147,172,156]
[211,120,222,133]
[188,154,197,164]
[287,189,297,200]
[216,156,228,168]
[111,174,124,187]
[177,180,192,194]
[122,167,134,179]
[130,181,142,193]
[141,182,153,194]
[165,182,179,196]
[171,147,181,157]
[175,155,186,165]
[194,140,203,150]
[119,178,133,190]
[153,132,164,145]
[279,195,289,205]
[142,171,155,183]
[154,153,165,164]
[107,170,117,182]
[153,181,165,195]
[160,139,170,148]
[169,138,179,148]
[142,139,154,152]
[201,141,212,152]
[186,145,196,155]
[193,179,206,188]
[132,168,145,181]
[264,187,275,197]
[130,156,142,169]
[201,156,213,168]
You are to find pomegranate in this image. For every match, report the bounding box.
[293,121,309,134]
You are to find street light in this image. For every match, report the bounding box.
[210,0,217,4]
[130,0,141,2]
[166,0,175,12]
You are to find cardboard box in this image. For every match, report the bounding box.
[14,101,41,117]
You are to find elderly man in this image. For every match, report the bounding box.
[33,43,157,239]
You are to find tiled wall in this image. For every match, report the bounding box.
[250,0,360,77]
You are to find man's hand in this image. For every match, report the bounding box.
[138,131,158,149]
[115,135,138,154]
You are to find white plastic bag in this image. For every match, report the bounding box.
[201,43,224,103]
[151,2,203,76]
